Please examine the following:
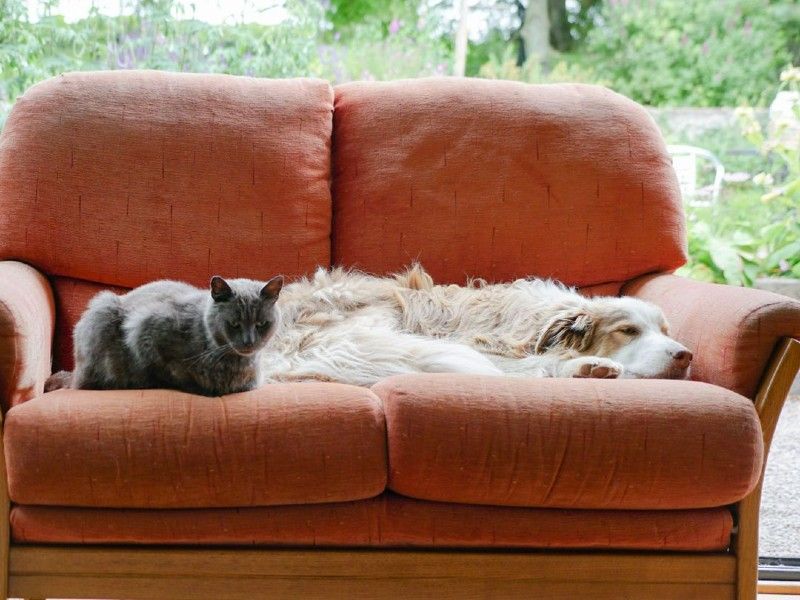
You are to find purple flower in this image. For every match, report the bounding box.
[389,19,401,35]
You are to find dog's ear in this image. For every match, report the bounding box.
[534,309,595,354]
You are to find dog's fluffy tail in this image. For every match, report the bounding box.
[393,262,434,291]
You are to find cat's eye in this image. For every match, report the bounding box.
[230,321,241,329]
[619,326,639,336]
[257,320,270,328]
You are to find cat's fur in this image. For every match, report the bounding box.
[51,276,282,396]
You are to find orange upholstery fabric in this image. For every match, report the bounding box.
[5,384,386,508]
[0,71,333,289]
[374,374,762,510]
[51,276,129,371]
[332,78,686,286]
[578,281,623,297]
[624,273,800,399]
[10,493,733,551]
[0,262,55,412]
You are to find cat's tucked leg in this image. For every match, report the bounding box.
[44,370,73,392]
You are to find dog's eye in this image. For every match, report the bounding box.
[619,326,640,336]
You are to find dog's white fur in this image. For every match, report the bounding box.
[259,264,692,386]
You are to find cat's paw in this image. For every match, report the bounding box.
[560,357,624,379]
[44,370,73,392]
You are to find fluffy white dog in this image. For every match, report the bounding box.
[260,264,692,386]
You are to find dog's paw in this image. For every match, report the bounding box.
[561,357,623,379]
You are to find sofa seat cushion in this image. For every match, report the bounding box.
[4,383,386,508]
[373,375,763,510]
[10,493,733,551]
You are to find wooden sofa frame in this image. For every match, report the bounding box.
[1,337,797,600]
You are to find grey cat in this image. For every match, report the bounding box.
[45,275,282,397]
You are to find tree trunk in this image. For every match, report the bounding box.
[453,0,469,76]
[548,0,571,52]
[519,0,550,66]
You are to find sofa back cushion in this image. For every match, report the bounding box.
[332,78,686,286]
[0,71,333,364]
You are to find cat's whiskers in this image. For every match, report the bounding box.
[205,342,240,371]
[209,345,232,363]
[183,343,233,367]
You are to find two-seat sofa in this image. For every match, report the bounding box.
[0,71,798,600]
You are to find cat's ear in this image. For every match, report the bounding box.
[210,276,233,302]
[261,276,283,302]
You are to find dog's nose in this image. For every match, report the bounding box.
[671,350,693,369]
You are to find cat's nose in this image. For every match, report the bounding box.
[671,349,693,369]
[238,339,257,355]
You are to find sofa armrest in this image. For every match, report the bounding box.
[623,273,800,399]
[0,261,54,411]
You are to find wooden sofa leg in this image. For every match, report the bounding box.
[735,338,800,600]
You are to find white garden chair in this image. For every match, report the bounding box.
[667,144,725,206]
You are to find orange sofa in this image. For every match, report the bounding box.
[0,71,798,600]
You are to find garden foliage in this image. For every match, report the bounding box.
[581,0,799,107]
[679,67,800,285]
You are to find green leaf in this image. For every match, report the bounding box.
[708,237,745,285]
[766,240,800,270]
[730,230,755,246]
